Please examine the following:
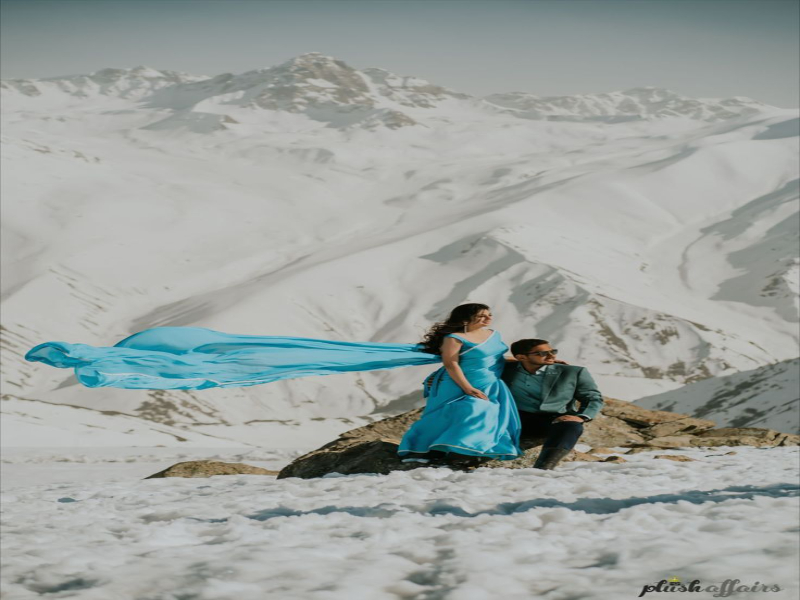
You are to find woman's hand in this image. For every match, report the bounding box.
[464,387,489,400]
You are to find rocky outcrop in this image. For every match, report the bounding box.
[277,398,799,479]
[692,427,797,447]
[145,461,278,479]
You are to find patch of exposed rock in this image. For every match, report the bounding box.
[278,398,799,479]
[145,460,278,479]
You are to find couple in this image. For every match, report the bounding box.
[398,303,604,470]
[24,302,601,472]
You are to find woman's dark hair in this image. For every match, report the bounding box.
[419,303,490,354]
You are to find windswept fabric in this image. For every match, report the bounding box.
[24,327,442,390]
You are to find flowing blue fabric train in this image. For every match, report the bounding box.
[24,327,442,390]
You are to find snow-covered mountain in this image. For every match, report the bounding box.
[1,53,777,130]
[635,358,800,433]
[1,53,477,131]
[0,65,207,102]
[2,53,798,446]
[485,87,769,122]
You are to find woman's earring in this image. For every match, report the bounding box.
[464,322,468,333]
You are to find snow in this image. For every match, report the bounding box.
[1,446,797,599]
[305,78,339,89]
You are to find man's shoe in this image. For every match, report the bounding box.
[533,447,571,470]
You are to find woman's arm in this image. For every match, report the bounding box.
[441,337,489,400]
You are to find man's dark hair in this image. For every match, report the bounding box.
[510,339,550,357]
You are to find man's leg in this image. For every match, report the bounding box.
[518,411,550,449]
[543,420,584,450]
[533,417,584,470]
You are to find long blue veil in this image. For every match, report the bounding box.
[24,327,442,390]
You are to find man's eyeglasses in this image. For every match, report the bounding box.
[526,349,558,357]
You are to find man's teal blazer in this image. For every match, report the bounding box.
[501,363,604,421]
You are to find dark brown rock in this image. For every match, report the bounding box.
[339,409,423,444]
[587,447,616,454]
[654,455,696,462]
[277,441,604,479]
[580,414,648,447]
[693,427,800,447]
[643,435,696,448]
[640,416,716,438]
[624,447,655,454]
[277,439,416,479]
[145,461,279,479]
[277,397,798,479]
[600,399,688,427]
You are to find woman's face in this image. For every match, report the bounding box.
[470,309,493,328]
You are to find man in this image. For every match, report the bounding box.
[502,339,604,470]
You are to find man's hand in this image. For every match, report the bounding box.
[552,415,584,423]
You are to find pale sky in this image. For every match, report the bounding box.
[1,0,798,107]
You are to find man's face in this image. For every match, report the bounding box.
[515,343,557,370]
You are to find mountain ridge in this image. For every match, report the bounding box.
[1,53,786,131]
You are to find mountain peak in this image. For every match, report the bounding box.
[287,52,339,61]
[90,66,177,81]
[275,52,353,72]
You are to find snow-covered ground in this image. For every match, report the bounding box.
[1,446,798,599]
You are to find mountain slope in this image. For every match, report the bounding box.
[485,87,769,121]
[635,358,800,433]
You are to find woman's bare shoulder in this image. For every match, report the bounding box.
[443,334,465,343]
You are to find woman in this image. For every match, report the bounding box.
[398,303,522,464]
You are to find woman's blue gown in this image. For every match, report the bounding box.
[398,331,522,460]
[25,326,521,460]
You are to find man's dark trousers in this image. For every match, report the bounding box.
[519,411,583,450]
